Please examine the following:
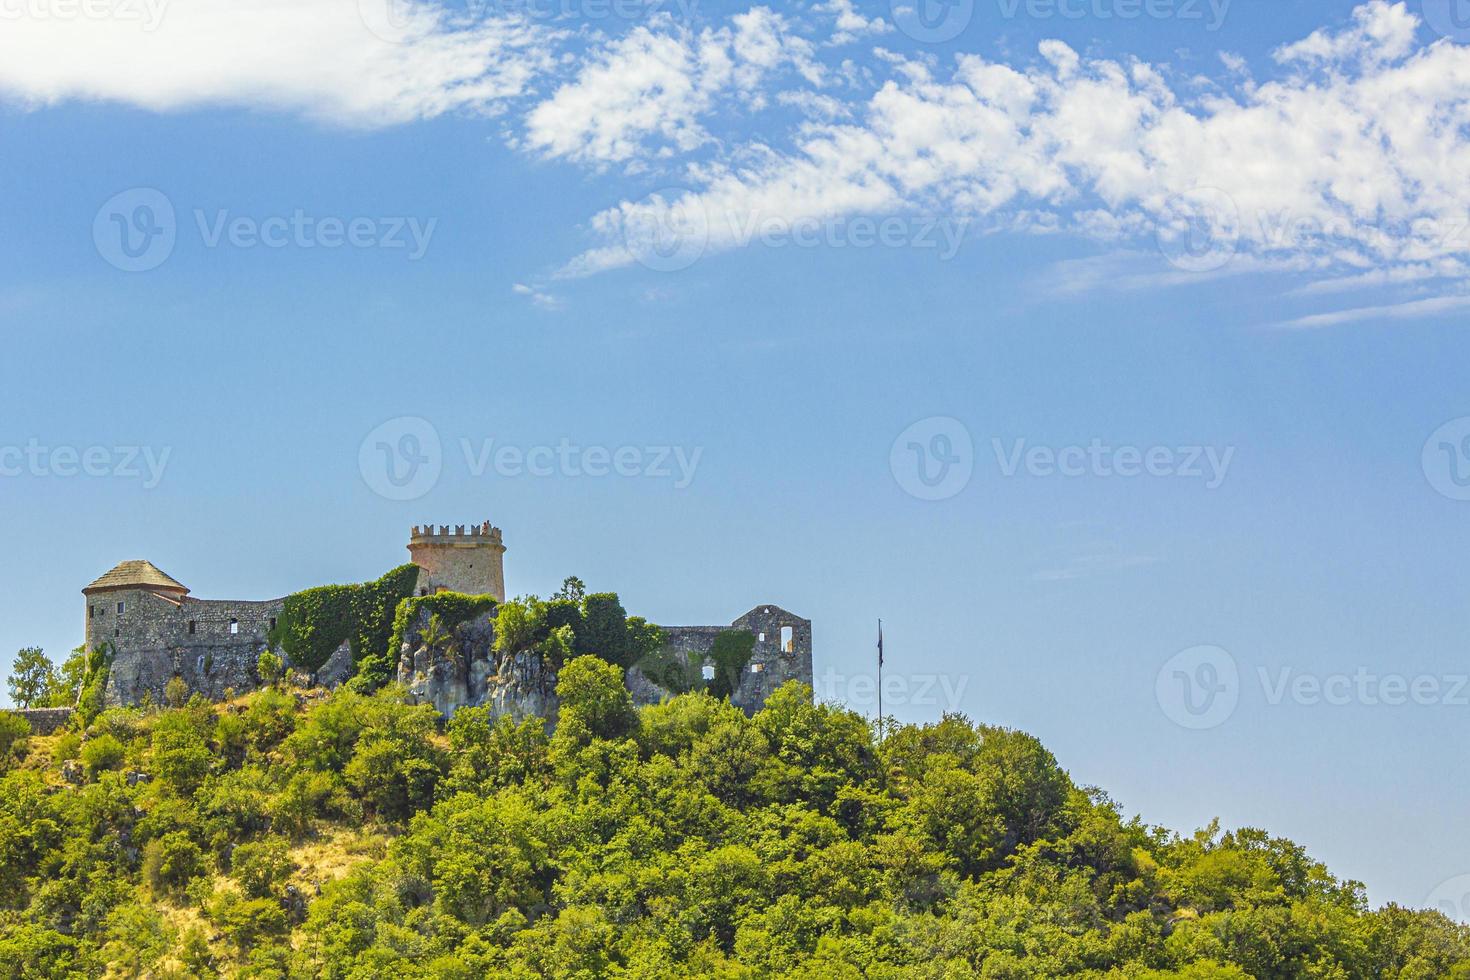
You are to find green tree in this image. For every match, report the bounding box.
[552,576,586,603]
[576,593,631,665]
[8,647,55,708]
[556,655,638,740]
[257,649,284,687]
[494,597,546,660]
[0,712,30,765]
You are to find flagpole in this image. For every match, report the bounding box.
[877,618,884,743]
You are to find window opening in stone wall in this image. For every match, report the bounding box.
[197,655,205,674]
[781,626,793,652]
[759,632,766,642]
[270,618,277,631]
[117,601,126,614]
[702,664,716,681]
[230,618,239,635]
[90,606,96,619]
[189,621,196,635]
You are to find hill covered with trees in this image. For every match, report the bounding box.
[1,654,1467,978]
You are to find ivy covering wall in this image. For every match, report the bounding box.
[267,565,421,675]
[386,592,499,661]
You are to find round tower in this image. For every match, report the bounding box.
[407,522,506,601]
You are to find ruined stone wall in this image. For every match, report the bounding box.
[9,707,76,735]
[628,606,814,715]
[97,589,285,706]
[730,606,814,713]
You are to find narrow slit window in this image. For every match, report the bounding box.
[117,601,126,615]
[229,618,240,635]
[188,621,197,635]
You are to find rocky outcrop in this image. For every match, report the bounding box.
[397,606,558,723]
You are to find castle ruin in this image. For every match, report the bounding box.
[83,523,812,716]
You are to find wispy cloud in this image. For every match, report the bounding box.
[1274,293,1470,330]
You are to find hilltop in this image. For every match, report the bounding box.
[1,656,1467,978]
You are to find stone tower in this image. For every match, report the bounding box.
[408,522,506,601]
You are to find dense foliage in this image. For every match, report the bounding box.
[1,659,1465,979]
[492,587,663,675]
[267,565,420,675]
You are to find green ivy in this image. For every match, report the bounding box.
[387,592,499,663]
[75,643,114,725]
[708,630,756,700]
[268,565,421,675]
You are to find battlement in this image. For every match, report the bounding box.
[410,521,503,545]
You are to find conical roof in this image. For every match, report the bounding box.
[83,560,189,595]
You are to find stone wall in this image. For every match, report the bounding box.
[629,606,814,715]
[9,707,75,735]
[96,588,285,706]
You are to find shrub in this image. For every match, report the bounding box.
[257,650,284,687]
[231,837,294,899]
[0,711,30,763]
[143,832,206,895]
[80,734,126,776]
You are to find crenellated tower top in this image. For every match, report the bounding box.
[407,521,507,601]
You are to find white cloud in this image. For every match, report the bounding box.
[1275,293,1470,329]
[818,0,891,46]
[0,0,554,126]
[560,1,1470,317]
[513,282,564,310]
[521,8,820,165]
[6,0,1470,326]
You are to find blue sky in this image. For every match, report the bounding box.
[4,0,1470,914]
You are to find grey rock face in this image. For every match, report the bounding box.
[397,607,558,723]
